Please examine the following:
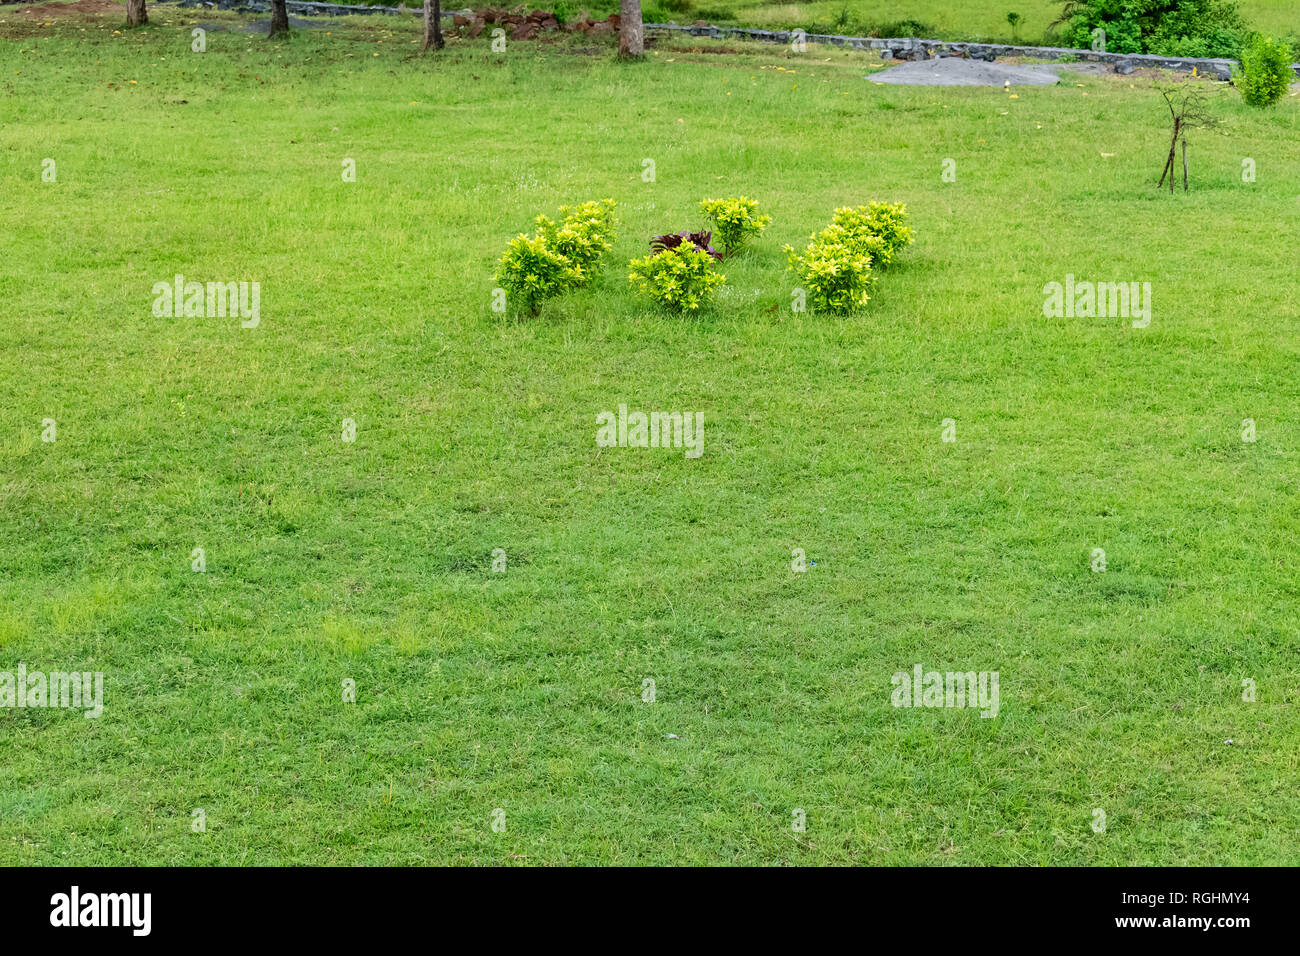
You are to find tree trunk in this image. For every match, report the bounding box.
[1181,138,1188,191]
[1158,118,1180,192]
[126,0,147,26]
[269,0,289,38]
[422,0,444,51]
[618,0,644,58]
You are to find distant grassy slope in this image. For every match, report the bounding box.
[642,0,1296,46]
[333,0,1296,42]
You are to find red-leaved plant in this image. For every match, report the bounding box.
[649,231,722,260]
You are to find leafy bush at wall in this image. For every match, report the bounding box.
[1056,0,1250,59]
[1237,35,1294,106]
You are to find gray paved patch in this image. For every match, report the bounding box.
[870,57,1061,87]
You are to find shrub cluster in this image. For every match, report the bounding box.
[498,196,913,316]
[784,203,913,313]
[496,199,617,314]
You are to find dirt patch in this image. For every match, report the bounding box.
[1053,62,1112,76]
[660,44,746,56]
[441,8,623,41]
[12,0,123,17]
[240,15,330,32]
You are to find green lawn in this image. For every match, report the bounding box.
[1,7,1299,865]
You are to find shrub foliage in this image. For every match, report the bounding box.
[785,202,913,313]
[496,199,617,314]
[628,245,726,312]
[1238,35,1294,107]
[1055,0,1250,59]
[536,199,618,277]
[698,196,772,256]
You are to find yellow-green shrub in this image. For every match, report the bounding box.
[496,234,580,316]
[1238,36,1294,107]
[828,202,913,266]
[628,246,725,312]
[784,235,876,313]
[784,202,913,312]
[496,199,617,314]
[698,196,772,256]
[537,198,618,277]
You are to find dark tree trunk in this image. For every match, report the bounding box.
[619,0,644,58]
[1158,118,1180,192]
[126,0,147,26]
[422,0,444,51]
[269,0,290,37]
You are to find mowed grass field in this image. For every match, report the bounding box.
[2,6,1299,865]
